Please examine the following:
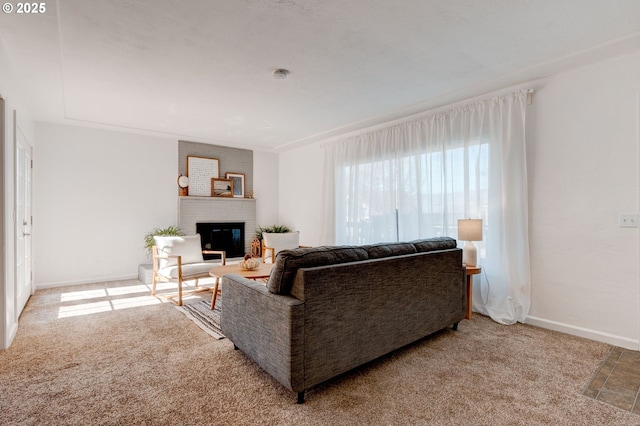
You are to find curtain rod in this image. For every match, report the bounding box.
[321,88,537,148]
[525,89,535,105]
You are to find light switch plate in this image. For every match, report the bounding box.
[619,213,639,228]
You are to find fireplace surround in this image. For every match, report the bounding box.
[178,197,256,259]
[177,140,256,260]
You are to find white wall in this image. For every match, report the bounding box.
[34,123,177,287]
[253,150,280,229]
[279,51,640,349]
[279,143,325,247]
[33,123,282,287]
[0,40,36,349]
[526,52,640,349]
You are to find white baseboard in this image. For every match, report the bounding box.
[35,275,139,290]
[526,315,639,350]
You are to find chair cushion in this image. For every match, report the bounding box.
[267,246,368,295]
[263,232,300,255]
[410,237,457,252]
[158,262,213,279]
[362,242,417,259]
[154,235,204,270]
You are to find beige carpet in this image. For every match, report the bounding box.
[0,279,638,425]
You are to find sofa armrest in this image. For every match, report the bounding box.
[220,274,305,392]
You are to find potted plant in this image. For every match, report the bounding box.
[252,225,291,258]
[255,224,291,241]
[143,225,184,258]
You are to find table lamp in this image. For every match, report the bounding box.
[458,219,482,267]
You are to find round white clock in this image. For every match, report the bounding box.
[177,175,190,188]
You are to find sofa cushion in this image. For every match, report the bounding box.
[362,242,417,259]
[267,246,369,295]
[411,237,457,252]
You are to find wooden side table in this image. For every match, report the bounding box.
[465,265,481,319]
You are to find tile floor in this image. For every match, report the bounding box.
[583,346,640,414]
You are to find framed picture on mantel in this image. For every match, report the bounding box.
[225,172,245,198]
[211,178,234,197]
[187,155,219,196]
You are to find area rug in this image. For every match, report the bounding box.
[175,299,224,339]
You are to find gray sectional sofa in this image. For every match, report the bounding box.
[220,237,466,403]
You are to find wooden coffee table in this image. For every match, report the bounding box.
[208,262,274,309]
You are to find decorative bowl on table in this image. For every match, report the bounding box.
[239,258,260,271]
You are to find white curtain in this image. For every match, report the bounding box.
[321,90,530,324]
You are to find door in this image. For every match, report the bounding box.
[16,128,32,315]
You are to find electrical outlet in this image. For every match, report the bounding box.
[619,213,639,228]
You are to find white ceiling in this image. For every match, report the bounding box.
[1,0,640,151]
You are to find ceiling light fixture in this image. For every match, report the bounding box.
[273,69,289,79]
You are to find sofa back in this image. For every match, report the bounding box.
[266,237,457,295]
[267,246,368,294]
[286,242,464,391]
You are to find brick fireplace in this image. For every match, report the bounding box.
[178,196,256,259]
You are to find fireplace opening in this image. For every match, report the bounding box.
[196,222,245,260]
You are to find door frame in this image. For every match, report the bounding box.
[13,110,33,317]
[0,97,6,348]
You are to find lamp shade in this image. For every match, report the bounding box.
[458,219,482,241]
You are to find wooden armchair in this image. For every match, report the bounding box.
[261,231,301,263]
[151,234,226,306]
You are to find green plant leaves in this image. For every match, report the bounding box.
[255,224,291,240]
[143,225,185,257]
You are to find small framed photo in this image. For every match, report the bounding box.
[211,178,234,197]
[225,172,245,198]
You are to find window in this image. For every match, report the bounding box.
[336,140,488,253]
[324,90,531,324]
